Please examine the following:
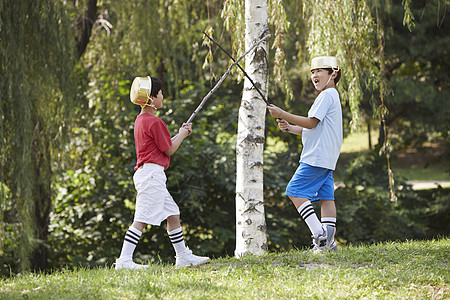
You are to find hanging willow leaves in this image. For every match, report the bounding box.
[304,0,385,130]
[0,0,78,271]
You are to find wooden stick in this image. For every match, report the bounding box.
[202,31,270,105]
[186,34,271,124]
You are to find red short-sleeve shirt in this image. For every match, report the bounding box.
[134,113,172,170]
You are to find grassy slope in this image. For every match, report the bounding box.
[1,239,448,299]
[338,130,449,182]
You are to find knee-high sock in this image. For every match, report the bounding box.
[298,201,324,237]
[168,227,188,255]
[321,217,336,229]
[119,226,142,260]
[322,217,336,241]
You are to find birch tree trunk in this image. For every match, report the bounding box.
[235,0,269,257]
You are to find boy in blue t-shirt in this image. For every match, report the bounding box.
[267,56,343,252]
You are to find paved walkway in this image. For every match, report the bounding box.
[404,181,450,190]
[335,181,450,190]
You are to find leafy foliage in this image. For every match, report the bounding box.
[380,0,449,152]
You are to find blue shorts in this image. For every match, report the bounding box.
[285,163,335,202]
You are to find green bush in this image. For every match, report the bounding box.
[335,151,449,245]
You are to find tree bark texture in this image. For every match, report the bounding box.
[235,0,270,257]
[75,0,98,58]
[30,119,52,271]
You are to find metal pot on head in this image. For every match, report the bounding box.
[130,76,152,108]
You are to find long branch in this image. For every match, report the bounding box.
[186,34,271,124]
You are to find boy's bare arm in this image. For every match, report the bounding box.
[164,135,184,156]
[268,104,319,129]
[281,112,319,129]
[164,123,192,156]
[277,119,303,135]
[286,125,303,135]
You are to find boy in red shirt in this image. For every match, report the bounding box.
[115,76,210,269]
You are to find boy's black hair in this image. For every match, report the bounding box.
[325,68,341,84]
[150,77,162,97]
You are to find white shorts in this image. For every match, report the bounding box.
[133,163,180,226]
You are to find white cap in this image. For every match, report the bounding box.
[311,56,340,72]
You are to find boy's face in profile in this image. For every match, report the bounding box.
[151,90,164,109]
[310,68,334,91]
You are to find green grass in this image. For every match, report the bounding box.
[394,166,450,182]
[1,239,449,299]
[341,130,379,153]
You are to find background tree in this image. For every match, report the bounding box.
[0,0,78,271]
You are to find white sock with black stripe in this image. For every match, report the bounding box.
[298,201,324,237]
[321,217,336,229]
[168,227,188,255]
[322,217,337,242]
[119,226,142,260]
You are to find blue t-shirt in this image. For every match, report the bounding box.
[300,88,343,170]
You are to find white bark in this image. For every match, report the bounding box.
[235,0,269,257]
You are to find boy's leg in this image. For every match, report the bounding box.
[167,215,188,254]
[166,215,182,232]
[320,199,336,218]
[167,214,210,267]
[290,196,324,237]
[321,200,336,228]
[116,221,150,270]
[119,221,145,259]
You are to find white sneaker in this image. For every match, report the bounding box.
[115,258,150,270]
[175,248,210,268]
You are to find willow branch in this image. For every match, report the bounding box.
[186,34,271,124]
